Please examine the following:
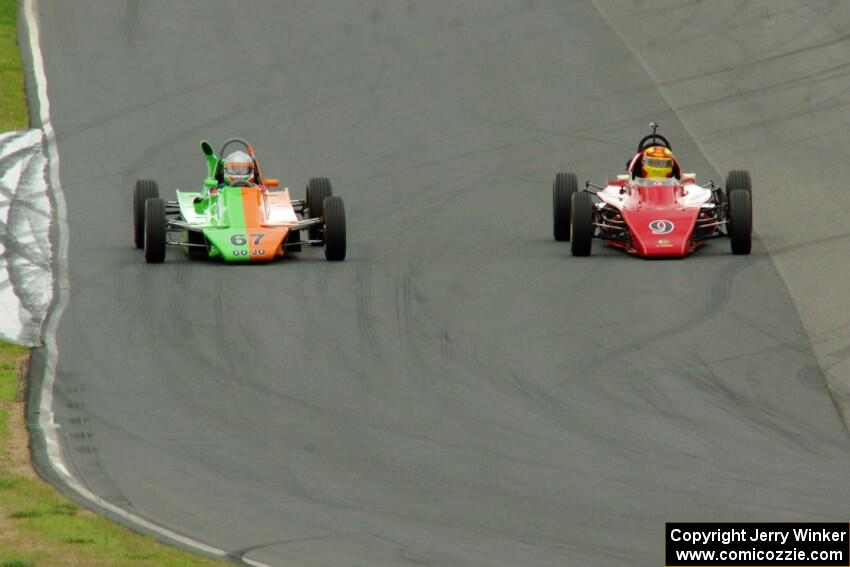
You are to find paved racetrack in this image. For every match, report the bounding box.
[25,1,850,566]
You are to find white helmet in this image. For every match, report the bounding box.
[222,150,254,184]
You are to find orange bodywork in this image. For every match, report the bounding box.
[239,186,288,260]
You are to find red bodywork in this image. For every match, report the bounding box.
[601,177,705,258]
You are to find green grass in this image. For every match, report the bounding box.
[0,346,229,566]
[0,0,26,131]
[0,342,25,403]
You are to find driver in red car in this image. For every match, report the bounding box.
[641,146,676,179]
[631,145,679,180]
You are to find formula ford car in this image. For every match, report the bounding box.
[552,124,752,258]
[132,138,346,263]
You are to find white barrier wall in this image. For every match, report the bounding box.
[0,129,51,345]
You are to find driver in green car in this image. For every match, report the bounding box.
[196,149,256,205]
[220,150,255,186]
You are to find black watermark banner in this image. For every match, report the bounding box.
[666,523,850,566]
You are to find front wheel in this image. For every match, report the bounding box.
[728,189,752,255]
[144,198,167,263]
[306,177,332,242]
[287,229,302,253]
[323,196,346,261]
[133,179,159,248]
[553,172,577,241]
[725,169,751,202]
[186,230,208,260]
[570,192,594,256]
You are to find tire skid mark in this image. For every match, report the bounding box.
[167,260,193,339]
[588,259,747,366]
[355,245,383,358]
[682,357,824,453]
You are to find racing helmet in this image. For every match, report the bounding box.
[641,146,674,179]
[222,150,254,184]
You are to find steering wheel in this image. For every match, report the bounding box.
[230,180,251,187]
[636,132,672,153]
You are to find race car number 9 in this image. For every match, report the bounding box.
[649,219,674,235]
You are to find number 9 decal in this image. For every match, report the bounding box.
[649,219,674,235]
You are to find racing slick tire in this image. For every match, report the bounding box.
[144,198,167,263]
[287,229,302,253]
[553,172,577,241]
[725,170,751,201]
[186,230,208,260]
[133,179,159,249]
[570,191,594,257]
[306,177,333,243]
[322,196,346,261]
[728,189,752,255]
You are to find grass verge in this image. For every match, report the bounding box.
[0,347,229,566]
[1,0,228,564]
[0,0,26,131]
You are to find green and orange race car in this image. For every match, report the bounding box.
[132,138,346,263]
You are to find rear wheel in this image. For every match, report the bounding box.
[725,170,751,202]
[306,177,332,242]
[323,196,346,261]
[186,230,208,260]
[570,191,594,257]
[553,172,577,241]
[133,179,159,248]
[144,198,167,263]
[287,229,302,253]
[728,189,752,255]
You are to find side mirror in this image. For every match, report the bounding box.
[203,178,217,188]
[201,140,214,156]
[264,178,279,188]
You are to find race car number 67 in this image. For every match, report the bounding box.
[649,220,674,235]
[230,233,265,246]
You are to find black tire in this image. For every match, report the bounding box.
[144,198,167,263]
[186,230,208,260]
[553,172,577,241]
[725,170,751,202]
[570,191,594,257]
[306,177,332,242]
[287,229,302,253]
[133,179,159,248]
[323,196,346,261]
[728,189,752,255]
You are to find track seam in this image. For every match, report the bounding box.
[590,0,850,433]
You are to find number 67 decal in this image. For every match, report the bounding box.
[230,233,265,246]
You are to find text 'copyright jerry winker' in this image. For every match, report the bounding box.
[666,523,850,566]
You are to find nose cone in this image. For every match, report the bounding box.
[205,228,288,262]
[621,208,698,257]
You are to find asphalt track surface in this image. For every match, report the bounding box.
[25,1,850,566]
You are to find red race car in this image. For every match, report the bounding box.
[552,123,752,258]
